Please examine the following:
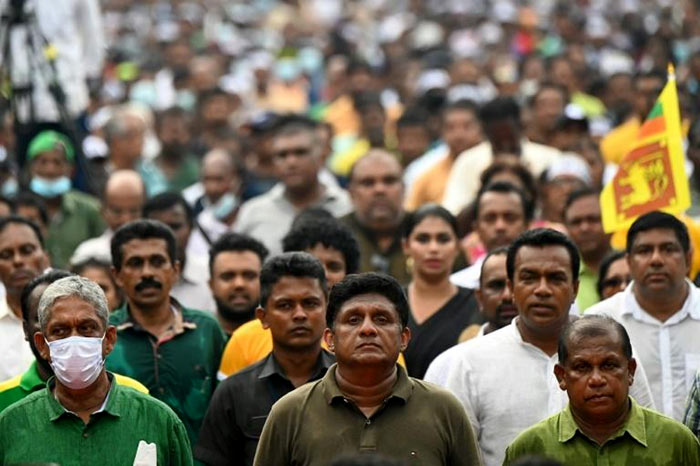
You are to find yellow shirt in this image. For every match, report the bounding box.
[218,319,407,379]
[405,156,453,211]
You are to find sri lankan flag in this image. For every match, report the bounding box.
[600,64,690,233]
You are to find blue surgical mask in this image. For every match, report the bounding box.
[176,90,196,112]
[1,178,17,197]
[211,193,238,220]
[274,59,301,82]
[30,176,71,198]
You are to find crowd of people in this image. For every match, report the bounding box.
[1,0,700,465]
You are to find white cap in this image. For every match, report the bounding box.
[546,153,592,185]
[415,69,451,95]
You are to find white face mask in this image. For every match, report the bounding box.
[46,335,105,390]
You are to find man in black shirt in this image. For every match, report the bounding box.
[195,252,334,466]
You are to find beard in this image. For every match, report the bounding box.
[215,297,257,325]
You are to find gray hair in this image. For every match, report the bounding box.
[38,276,110,333]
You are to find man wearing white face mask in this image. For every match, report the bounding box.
[0,275,193,465]
[26,130,105,268]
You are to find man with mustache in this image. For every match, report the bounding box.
[587,211,700,421]
[208,232,268,336]
[106,219,227,447]
[341,149,410,285]
[0,216,49,381]
[458,247,518,341]
[504,316,700,465]
[196,252,333,466]
[425,229,654,466]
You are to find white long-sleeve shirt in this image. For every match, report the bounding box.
[425,318,655,466]
[1,0,104,122]
[586,280,700,421]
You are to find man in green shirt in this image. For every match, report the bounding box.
[254,272,481,465]
[504,315,700,465]
[0,270,148,413]
[0,275,192,465]
[563,188,611,312]
[106,219,227,446]
[26,130,105,268]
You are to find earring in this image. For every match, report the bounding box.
[405,256,414,275]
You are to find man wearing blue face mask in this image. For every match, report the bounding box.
[0,275,193,465]
[26,130,105,268]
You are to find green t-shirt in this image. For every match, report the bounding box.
[106,301,226,447]
[576,261,600,313]
[0,375,192,466]
[46,190,105,268]
[504,398,700,465]
[0,360,43,413]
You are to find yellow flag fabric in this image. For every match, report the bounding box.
[600,65,690,233]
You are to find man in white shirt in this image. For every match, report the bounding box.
[425,228,654,466]
[70,170,145,266]
[587,211,700,421]
[442,96,561,215]
[0,216,49,381]
[234,115,352,256]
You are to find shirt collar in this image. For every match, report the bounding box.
[321,363,413,406]
[623,279,700,322]
[559,397,647,447]
[47,373,121,422]
[114,299,197,337]
[258,350,335,381]
[0,297,11,320]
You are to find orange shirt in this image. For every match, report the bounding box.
[405,156,453,211]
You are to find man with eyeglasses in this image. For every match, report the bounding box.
[234,115,352,256]
[69,170,145,266]
[596,250,632,300]
[587,211,700,421]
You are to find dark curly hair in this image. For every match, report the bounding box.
[283,217,360,275]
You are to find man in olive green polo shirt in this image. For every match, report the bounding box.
[254,272,481,465]
[0,275,192,465]
[0,269,148,413]
[106,219,227,447]
[504,315,700,465]
[26,130,105,268]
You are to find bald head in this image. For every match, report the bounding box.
[349,149,402,184]
[558,315,632,366]
[202,149,241,204]
[102,170,145,231]
[348,149,404,231]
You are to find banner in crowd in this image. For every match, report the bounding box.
[600,64,689,233]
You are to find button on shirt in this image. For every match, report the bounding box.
[424,318,655,466]
[0,375,192,466]
[0,299,33,382]
[504,398,700,465]
[105,300,227,446]
[233,181,353,256]
[253,364,481,466]
[196,350,335,466]
[586,280,700,421]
